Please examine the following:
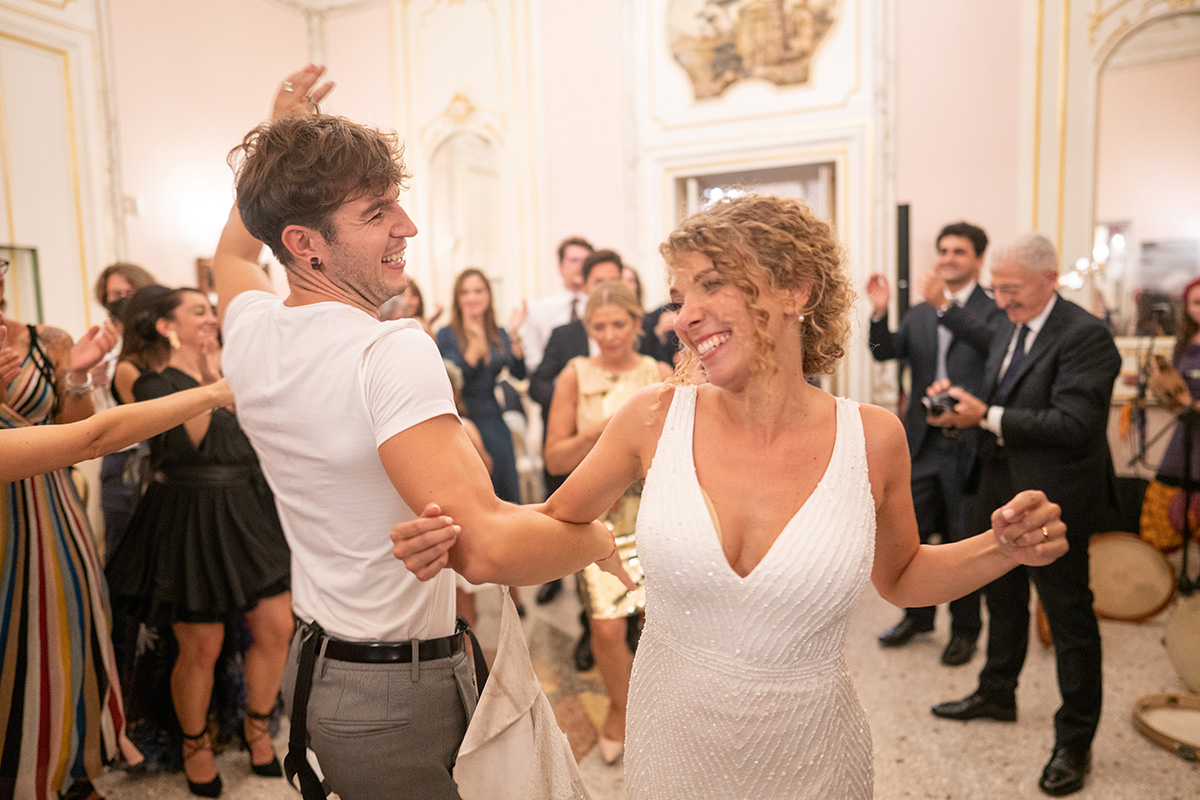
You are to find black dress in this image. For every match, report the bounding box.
[107,367,290,620]
[105,367,290,769]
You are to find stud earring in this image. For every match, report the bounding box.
[797,313,806,322]
[310,256,322,271]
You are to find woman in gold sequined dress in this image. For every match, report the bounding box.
[543,280,672,764]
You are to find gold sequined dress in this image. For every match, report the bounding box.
[571,355,659,620]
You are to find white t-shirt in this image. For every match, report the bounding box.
[222,291,458,641]
[522,288,583,373]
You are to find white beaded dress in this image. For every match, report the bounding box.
[625,387,877,799]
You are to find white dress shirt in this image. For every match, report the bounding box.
[522,288,584,373]
[982,294,1058,443]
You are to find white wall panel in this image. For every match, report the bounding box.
[0,1,111,333]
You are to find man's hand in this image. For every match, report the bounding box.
[271,63,336,121]
[921,271,949,309]
[925,378,988,428]
[991,490,1067,567]
[865,274,890,317]
[390,503,460,581]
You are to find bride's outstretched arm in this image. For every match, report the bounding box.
[390,384,670,580]
[541,383,669,523]
[863,403,1067,608]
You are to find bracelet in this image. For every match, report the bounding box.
[64,372,93,396]
[602,527,617,561]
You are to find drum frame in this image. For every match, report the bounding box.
[1089,532,1176,623]
[1132,693,1200,762]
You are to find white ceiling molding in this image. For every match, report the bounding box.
[258,0,385,19]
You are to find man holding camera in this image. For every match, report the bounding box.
[924,233,1120,796]
[866,221,1003,665]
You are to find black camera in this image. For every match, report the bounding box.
[921,390,955,416]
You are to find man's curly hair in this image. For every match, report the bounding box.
[228,111,410,268]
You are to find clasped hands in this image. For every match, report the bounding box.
[991,489,1067,567]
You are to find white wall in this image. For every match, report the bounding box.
[0,0,114,332]
[109,0,307,289]
[894,0,1022,276]
[1097,57,1200,243]
[533,0,631,293]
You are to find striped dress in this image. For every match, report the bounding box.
[1,325,127,799]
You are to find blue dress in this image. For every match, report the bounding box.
[436,327,526,503]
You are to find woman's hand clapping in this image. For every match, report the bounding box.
[68,322,118,375]
[0,327,21,388]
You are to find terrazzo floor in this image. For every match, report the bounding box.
[95,572,1199,799]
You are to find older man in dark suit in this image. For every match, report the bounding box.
[867,222,1004,666]
[926,233,1121,797]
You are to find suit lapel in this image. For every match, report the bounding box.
[943,285,988,361]
[963,284,991,314]
[987,295,1067,402]
[984,320,1014,401]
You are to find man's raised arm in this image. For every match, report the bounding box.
[214,64,335,324]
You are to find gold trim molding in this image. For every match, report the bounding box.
[0,31,91,326]
[1094,0,1195,55]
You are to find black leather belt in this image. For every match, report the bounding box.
[320,632,463,664]
[156,464,258,485]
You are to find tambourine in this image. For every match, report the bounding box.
[1148,354,1193,411]
[1089,532,1176,622]
[1132,693,1200,762]
[1165,594,1200,693]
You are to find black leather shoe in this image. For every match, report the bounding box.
[877,618,934,647]
[1038,746,1090,796]
[535,580,562,605]
[572,629,594,671]
[940,634,977,666]
[931,692,1016,722]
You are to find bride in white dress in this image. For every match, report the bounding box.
[394,194,1067,799]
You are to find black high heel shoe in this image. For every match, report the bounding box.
[181,728,222,798]
[242,708,283,778]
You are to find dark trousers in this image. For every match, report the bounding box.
[905,436,981,636]
[973,453,1102,751]
[100,449,140,563]
[281,626,476,799]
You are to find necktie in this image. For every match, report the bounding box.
[934,300,959,383]
[569,296,579,323]
[996,324,1029,402]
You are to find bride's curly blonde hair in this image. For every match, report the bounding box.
[659,194,854,385]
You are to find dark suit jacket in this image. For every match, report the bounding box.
[977,295,1122,536]
[869,285,1003,459]
[641,305,680,365]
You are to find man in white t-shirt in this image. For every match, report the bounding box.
[521,236,592,373]
[214,65,617,800]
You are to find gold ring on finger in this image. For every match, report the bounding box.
[1041,526,1049,541]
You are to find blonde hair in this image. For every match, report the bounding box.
[659,194,854,383]
[583,280,643,326]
